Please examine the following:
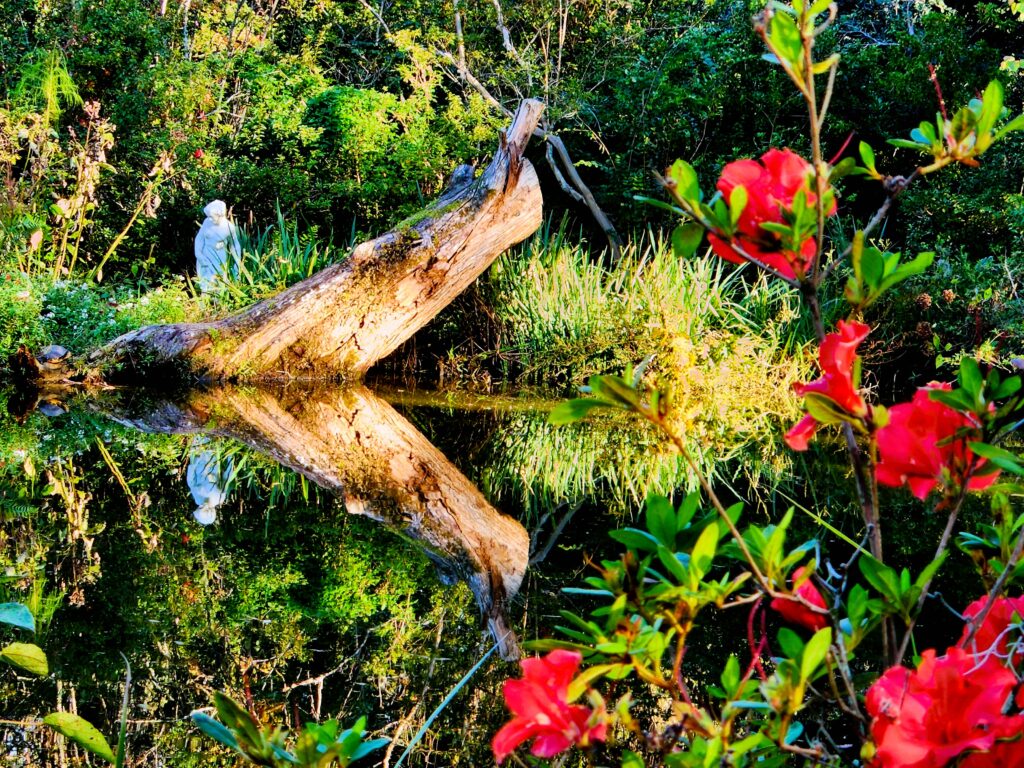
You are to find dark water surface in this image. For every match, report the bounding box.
[1,382,684,767]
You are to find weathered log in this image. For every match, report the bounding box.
[99,384,530,659]
[86,100,545,384]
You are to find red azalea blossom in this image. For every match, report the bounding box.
[785,320,871,451]
[875,383,999,500]
[770,566,829,631]
[708,147,836,280]
[866,647,1023,768]
[492,649,606,764]
[960,594,1024,665]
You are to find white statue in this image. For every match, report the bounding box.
[186,437,234,525]
[194,199,241,291]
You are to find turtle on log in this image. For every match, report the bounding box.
[12,344,74,382]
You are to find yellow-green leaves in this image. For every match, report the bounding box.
[1,641,48,676]
[889,80,1024,171]
[43,713,116,764]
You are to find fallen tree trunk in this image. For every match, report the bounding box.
[85,99,544,384]
[97,383,530,659]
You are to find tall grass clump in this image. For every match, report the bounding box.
[486,221,814,459]
[215,209,351,310]
[479,220,818,510]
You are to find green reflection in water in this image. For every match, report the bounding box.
[0,383,798,766]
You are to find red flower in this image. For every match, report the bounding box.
[492,649,606,764]
[193,149,204,159]
[875,383,999,500]
[959,736,1024,767]
[959,595,1024,665]
[866,647,1022,768]
[708,148,836,280]
[770,566,829,631]
[785,320,871,451]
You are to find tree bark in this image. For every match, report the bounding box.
[85,100,545,384]
[98,383,530,660]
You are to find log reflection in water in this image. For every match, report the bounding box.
[100,384,529,659]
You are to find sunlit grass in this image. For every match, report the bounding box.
[481,219,816,512]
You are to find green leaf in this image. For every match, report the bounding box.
[858,141,876,173]
[811,54,838,75]
[977,80,1004,137]
[609,528,662,551]
[351,738,390,761]
[1,642,48,676]
[191,712,241,752]
[829,157,857,181]
[776,627,804,660]
[860,245,884,287]
[914,551,948,590]
[690,523,719,579]
[859,557,900,603]
[878,251,935,293]
[213,692,263,751]
[667,159,700,202]
[657,545,691,584]
[888,138,929,152]
[993,113,1024,141]
[721,655,740,695]
[677,492,700,530]
[622,751,646,768]
[801,628,832,680]
[969,443,1024,476]
[633,195,685,216]
[770,12,803,67]
[567,663,621,701]
[959,358,984,404]
[994,376,1021,399]
[548,398,609,426]
[671,222,704,259]
[43,712,116,764]
[646,495,677,548]
[929,388,974,413]
[803,392,848,424]
[591,375,641,409]
[0,603,35,632]
[729,185,748,227]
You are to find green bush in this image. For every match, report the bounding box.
[0,273,48,363]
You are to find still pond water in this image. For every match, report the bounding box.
[3,381,762,766]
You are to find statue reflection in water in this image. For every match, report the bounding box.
[186,436,234,525]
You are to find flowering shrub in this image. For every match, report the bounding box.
[769,566,829,632]
[499,1,1024,766]
[785,319,872,451]
[492,649,606,763]
[866,645,1024,768]
[875,383,999,500]
[707,148,837,281]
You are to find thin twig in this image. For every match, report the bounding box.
[894,482,971,663]
[962,523,1024,646]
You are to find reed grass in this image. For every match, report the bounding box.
[481,219,816,512]
[215,208,352,309]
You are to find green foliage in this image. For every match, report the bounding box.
[192,693,388,767]
[843,232,934,312]
[38,280,194,355]
[216,209,350,309]
[0,273,48,360]
[42,712,116,764]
